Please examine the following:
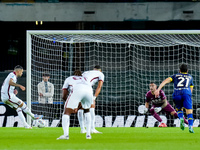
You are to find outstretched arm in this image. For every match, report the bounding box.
[155,77,171,97]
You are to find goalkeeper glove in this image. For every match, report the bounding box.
[144,107,148,113]
[154,107,162,113]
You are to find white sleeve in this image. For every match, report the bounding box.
[62,78,69,90]
[99,73,105,82]
[11,74,17,83]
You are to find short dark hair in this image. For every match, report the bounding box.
[94,65,101,70]
[14,65,23,70]
[180,64,188,72]
[73,70,82,76]
[43,72,50,77]
[149,81,156,85]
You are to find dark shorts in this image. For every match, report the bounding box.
[173,94,192,109]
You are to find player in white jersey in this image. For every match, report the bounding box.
[57,70,93,140]
[77,65,104,134]
[1,65,43,129]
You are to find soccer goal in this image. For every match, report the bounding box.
[27,30,200,127]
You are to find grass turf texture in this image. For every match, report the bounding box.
[0,127,200,150]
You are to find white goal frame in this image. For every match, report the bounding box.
[26,30,200,126]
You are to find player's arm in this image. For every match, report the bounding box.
[9,79,25,91]
[157,77,172,91]
[190,86,193,93]
[190,77,194,93]
[62,89,69,101]
[94,80,103,100]
[155,77,171,97]
[145,102,149,109]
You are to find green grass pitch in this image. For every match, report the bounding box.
[0,127,200,150]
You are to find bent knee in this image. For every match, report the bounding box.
[18,101,24,107]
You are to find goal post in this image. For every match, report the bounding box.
[26,30,200,127]
[26,31,32,125]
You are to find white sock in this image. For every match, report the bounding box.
[62,115,69,136]
[16,108,29,127]
[84,112,91,136]
[21,103,34,119]
[78,109,85,130]
[90,108,95,130]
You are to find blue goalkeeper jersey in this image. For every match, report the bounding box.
[170,73,194,96]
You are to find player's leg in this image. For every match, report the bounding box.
[81,89,93,139]
[62,108,73,138]
[90,101,95,131]
[186,109,194,133]
[57,108,73,140]
[163,103,188,124]
[90,100,102,133]
[9,95,42,120]
[16,107,32,129]
[57,100,74,139]
[3,99,32,128]
[84,108,91,139]
[173,95,185,130]
[173,95,184,119]
[77,103,86,133]
[149,107,166,127]
[183,95,194,133]
[57,90,81,140]
[170,110,188,124]
[19,101,43,120]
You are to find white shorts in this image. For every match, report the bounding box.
[64,84,93,109]
[1,94,23,109]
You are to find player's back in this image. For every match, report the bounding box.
[170,73,194,95]
[82,70,104,86]
[1,72,17,99]
[63,75,90,92]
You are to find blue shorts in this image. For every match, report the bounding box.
[173,94,192,110]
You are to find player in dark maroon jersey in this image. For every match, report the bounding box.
[144,82,188,127]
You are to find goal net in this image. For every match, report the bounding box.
[27,30,200,127]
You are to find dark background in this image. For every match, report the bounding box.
[1,20,200,71]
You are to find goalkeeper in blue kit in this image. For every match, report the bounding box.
[155,64,194,133]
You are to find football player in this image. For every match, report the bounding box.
[155,64,194,133]
[77,65,104,134]
[57,70,93,140]
[1,65,43,129]
[145,81,188,127]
